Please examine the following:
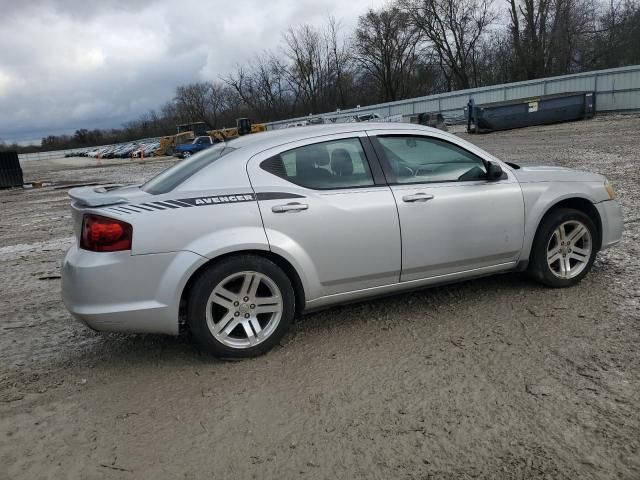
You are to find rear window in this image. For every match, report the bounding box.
[142,144,236,194]
[260,138,374,189]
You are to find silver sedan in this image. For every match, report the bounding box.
[61,123,623,357]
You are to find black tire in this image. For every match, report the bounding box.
[528,208,598,288]
[187,255,295,358]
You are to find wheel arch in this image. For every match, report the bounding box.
[178,249,307,326]
[532,197,603,253]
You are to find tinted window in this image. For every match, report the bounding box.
[377,136,487,183]
[261,138,374,189]
[142,144,236,194]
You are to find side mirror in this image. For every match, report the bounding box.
[486,161,504,181]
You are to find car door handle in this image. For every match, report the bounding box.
[402,193,434,203]
[272,202,309,213]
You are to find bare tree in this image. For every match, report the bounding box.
[224,53,293,121]
[174,82,214,125]
[353,6,423,102]
[581,0,640,69]
[282,23,339,113]
[402,0,495,89]
[507,0,597,79]
[327,16,354,108]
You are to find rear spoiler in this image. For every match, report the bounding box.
[68,185,128,207]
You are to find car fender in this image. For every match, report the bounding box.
[156,250,210,334]
[520,181,608,259]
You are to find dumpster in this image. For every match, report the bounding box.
[466,92,595,133]
[0,151,24,188]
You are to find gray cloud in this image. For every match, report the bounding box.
[0,0,386,143]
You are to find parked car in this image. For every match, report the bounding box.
[86,147,110,158]
[116,143,139,158]
[354,112,382,122]
[113,143,136,158]
[143,142,160,156]
[62,123,623,358]
[130,144,147,158]
[174,136,215,158]
[285,121,308,128]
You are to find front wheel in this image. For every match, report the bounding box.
[187,255,295,357]
[529,208,598,287]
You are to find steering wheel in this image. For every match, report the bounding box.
[394,162,414,177]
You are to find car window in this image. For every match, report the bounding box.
[261,138,374,189]
[377,136,487,183]
[142,144,236,194]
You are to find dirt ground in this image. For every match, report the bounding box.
[1,115,639,479]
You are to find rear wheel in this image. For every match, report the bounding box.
[529,208,597,287]
[188,255,295,357]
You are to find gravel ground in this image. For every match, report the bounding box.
[1,114,639,479]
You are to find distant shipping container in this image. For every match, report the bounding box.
[466,92,596,133]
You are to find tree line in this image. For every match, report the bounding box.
[3,0,638,153]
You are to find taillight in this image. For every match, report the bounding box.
[80,214,132,252]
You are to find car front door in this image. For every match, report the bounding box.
[369,130,525,282]
[247,133,401,300]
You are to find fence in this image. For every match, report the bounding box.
[265,64,640,129]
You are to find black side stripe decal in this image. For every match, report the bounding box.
[133,204,154,211]
[118,206,141,213]
[165,199,194,208]
[153,201,179,209]
[108,207,131,214]
[141,202,166,210]
[177,194,256,206]
[101,192,305,215]
[256,192,306,200]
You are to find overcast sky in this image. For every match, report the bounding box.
[0,0,387,144]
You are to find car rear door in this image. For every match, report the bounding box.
[246,132,401,301]
[368,129,525,282]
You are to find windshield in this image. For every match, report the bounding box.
[142,144,236,194]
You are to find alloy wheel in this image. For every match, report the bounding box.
[546,220,592,279]
[205,271,283,349]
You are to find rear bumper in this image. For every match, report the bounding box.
[62,245,207,335]
[596,199,624,249]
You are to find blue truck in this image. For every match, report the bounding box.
[174,136,215,158]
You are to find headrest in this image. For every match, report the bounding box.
[296,146,330,175]
[330,149,353,176]
[311,146,330,166]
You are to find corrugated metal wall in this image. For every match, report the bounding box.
[266,65,640,129]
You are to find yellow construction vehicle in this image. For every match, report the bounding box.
[153,122,211,156]
[155,118,267,157]
[207,118,267,143]
[154,131,196,157]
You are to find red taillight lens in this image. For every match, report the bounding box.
[80,214,132,252]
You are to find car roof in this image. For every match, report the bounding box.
[226,122,443,154]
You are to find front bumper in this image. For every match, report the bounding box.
[62,245,207,335]
[596,199,624,249]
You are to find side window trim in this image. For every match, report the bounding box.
[359,135,388,186]
[369,134,490,186]
[260,136,385,191]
